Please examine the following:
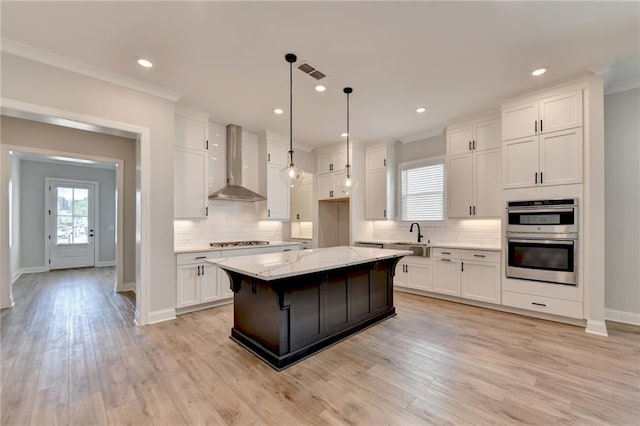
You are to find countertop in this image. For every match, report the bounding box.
[207,246,412,281]
[356,240,502,252]
[174,241,302,254]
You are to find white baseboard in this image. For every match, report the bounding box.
[11,270,21,284]
[147,308,176,324]
[95,261,116,267]
[116,281,135,292]
[20,266,48,274]
[586,320,609,337]
[605,308,640,326]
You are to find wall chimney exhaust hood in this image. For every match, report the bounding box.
[208,124,266,202]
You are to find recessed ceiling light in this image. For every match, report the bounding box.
[137,58,153,68]
[315,84,326,92]
[274,108,284,115]
[531,67,547,76]
[341,132,348,137]
[416,107,426,114]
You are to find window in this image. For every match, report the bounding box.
[56,186,89,244]
[400,158,445,221]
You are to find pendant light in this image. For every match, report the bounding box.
[279,53,305,188]
[336,87,359,194]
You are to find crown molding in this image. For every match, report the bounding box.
[399,127,444,144]
[1,38,182,102]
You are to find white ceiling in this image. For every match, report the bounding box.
[2,1,638,147]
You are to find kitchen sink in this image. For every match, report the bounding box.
[383,242,430,257]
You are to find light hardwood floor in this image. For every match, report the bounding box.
[2,267,639,425]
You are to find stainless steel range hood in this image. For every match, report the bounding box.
[209,124,266,202]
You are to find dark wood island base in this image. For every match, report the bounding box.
[224,257,401,371]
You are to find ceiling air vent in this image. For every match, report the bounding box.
[297,62,326,80]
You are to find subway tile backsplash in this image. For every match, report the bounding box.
[174,200,283,249]
[372,219,501,245]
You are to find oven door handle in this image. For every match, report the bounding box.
[507,208,574,214]
[508,239,575,245]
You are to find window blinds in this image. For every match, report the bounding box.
[401,161,444,221]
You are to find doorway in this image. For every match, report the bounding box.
[47,179,97,270]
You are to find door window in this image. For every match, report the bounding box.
[56,186,89,244]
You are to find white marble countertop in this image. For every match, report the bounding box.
[207,246,412,281]
[174,241,302,254]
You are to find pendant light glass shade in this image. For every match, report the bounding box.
[279,53,305,188]
[337,87,358,195]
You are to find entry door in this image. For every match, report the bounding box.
[48,180,96,269]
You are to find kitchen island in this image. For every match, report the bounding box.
[208,246,411,370]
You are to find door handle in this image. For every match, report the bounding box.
[469,141,472,151]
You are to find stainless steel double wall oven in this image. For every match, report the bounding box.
[506,198,578,286]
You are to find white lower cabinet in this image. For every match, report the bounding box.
[176,252,222,309]
[433,258,461,296]
[432,248,501,304]
[395,256,432,291]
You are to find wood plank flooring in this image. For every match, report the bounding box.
[2,267,639,425]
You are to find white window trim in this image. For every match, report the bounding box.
[397,155,447,223]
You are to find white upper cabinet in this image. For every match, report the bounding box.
[258,131,290,220]
[365,141,397,220]
[291,174,313,221]
[317,171,346,201]
[317,148,347,174]
[447,116,500,156]
[446,114,501,218]
[174,109,209,219]
[503,127,582,189]
[502,89,583,141]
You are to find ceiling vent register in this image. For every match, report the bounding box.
[297,62,326,80]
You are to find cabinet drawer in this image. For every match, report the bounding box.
[404,256,432,267]
[432,248,460,259]
[177,251,221,265]
[502,291,583,319]
[460,250,500,263]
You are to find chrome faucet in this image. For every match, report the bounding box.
[409,222,424,243]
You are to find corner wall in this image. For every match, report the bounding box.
[604,87,640,324]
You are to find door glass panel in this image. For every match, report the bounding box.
[56,186,90,245]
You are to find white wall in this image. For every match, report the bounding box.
[9,155,20,282]
[604,87,640,322]
[1,53,175,317]
[397,132,446,163]
[19,160,116,268]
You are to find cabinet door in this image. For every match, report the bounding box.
[540,128,582,186]
[366,146,387,171]
[177,264,200,308]
[266,164,289,219]
[267,141,289,167]
[242,131,260,193]
[217,268,234,299]
[502,101,538,141]
[200,263,219,303]
[317,173,334,200]
[447,154,474,217]
[291,175,313,221]
[539,90,582,134]
[405,262,432,291]
[175,117,207,150]
[447,126,474,156]
[474,118,501,151]
[461,261,500,304]
[474,149,501,217]
[317,152,334,174]
[365,168,388,219]
[502,136,539,189]
[208,123,226,193]
[333,149,348,172]
[433,259,461,296]
[174,147,208,219]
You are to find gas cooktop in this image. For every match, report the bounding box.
[209,241,270,248]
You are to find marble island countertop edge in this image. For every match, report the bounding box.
[174,241,303,254]
[207,247,412,281]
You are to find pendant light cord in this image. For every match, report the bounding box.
[343,87,353,177]
[289,57,294,165]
